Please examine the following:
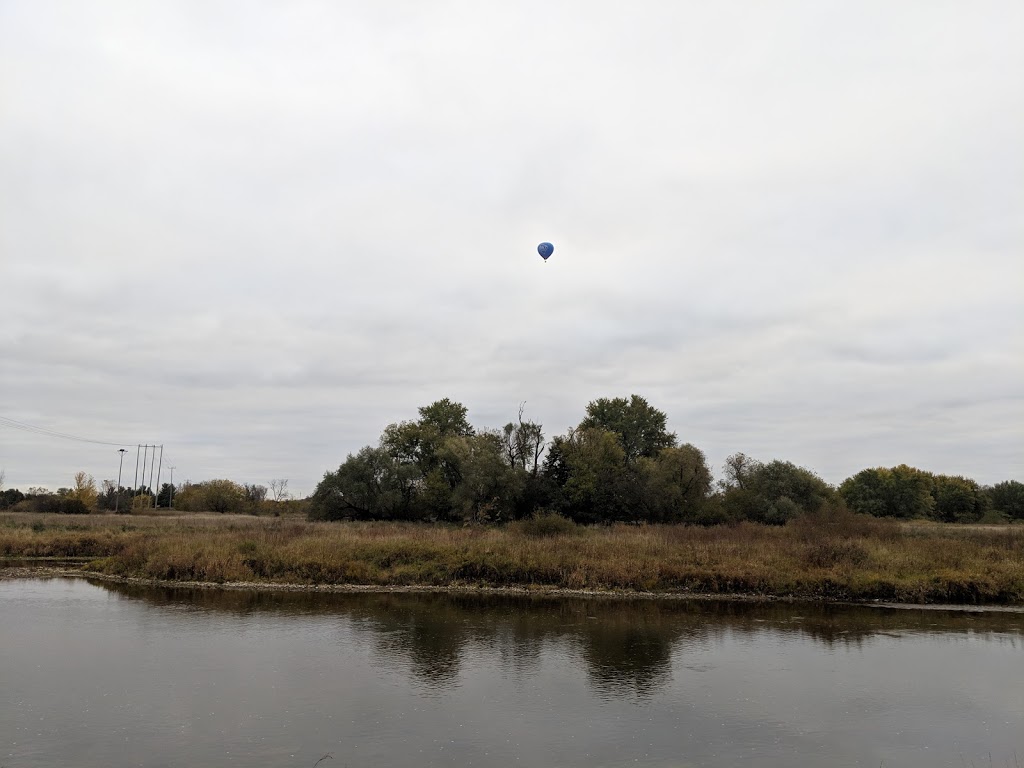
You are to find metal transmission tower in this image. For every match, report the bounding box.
[115,449,127,514]
[131,444,163,510]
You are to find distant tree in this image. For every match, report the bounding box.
[383,400,471,472]
[719,457,835,525]
[985,480,1024,521]
[645,444,714,523]
[839,465,935,519]
[552,427,630,523]
[379,398,476,520]
[173,480,246,513]
[443,432,522,522]
[268,479,290,502]
[931,475,987,523]
[0,488,25,509]
[417,398,474,438]
[172,483,201,511]
[243,484,268,506]
[752,461,836,514]
[721,453,761,491]
[501,405,545,476]
[578,395,676,463]
[39,496,89,514]
[132,493,154,511]
[98,480,132,512]
[157,483,176,508]
[203,480,247,514]
[70,472,98,509]
[310,446,417,521]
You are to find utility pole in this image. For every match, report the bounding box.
[153,445,164,508]
[115,449,127,514]
[140,444,149,497]
[148,446,157,507]
[133,445,141,500]
[167,465,176,509]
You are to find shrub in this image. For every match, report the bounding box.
[30,496,90,515]
[512,511,577,537]
[977,509,1010,525]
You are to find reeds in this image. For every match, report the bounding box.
[2,510,1022,604]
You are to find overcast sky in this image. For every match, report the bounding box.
[1,1,1021,495]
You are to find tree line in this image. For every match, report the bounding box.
[3,395,1020,523]
[0,474,295,515]
[308,396,1024,525]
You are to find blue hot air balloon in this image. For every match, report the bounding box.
[537,242,554,261]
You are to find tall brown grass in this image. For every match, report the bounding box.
[2,510,1022,604]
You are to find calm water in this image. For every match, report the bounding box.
[1,578,1022,768]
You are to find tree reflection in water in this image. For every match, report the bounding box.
[96,582,1023,698]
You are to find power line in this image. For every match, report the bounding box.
[0,414,137,447]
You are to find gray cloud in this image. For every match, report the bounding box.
[1,1,1021,493]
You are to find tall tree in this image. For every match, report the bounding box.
[379,398,476,520]
[721,453,761,491]
[578,395,676,464]
[986,481,1024,521]
[443,432,522,521]
[646,444,714,522]
[417,398,474,438]
[501,405,545,476]
[71,471,98,509]
[555,427,630,523]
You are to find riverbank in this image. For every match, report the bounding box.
[2,511,1022,604]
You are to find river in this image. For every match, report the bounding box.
[1,577,1022,767]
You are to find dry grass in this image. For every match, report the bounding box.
[2,510,1022,604]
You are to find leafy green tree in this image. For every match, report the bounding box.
[645,444,714,522]
[443,432,522,521]
[379,399,477,520]
[157,483,175,508]
[174,479,246,513]
[204,480,247,513]
[243,483,268,506]
[754,461,835,514]
[310,446,418,521]
[417,398,474,438]
[0,488,25,509]
[552,427,630,523]
[839,465,935,519]
[931,475,987,523]
[721,452,761,491]
[98,480,133,512]
[985,480,1024,521]
[579,395,676,464]
[720,457,835,524]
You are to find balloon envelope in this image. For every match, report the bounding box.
[537,242,554,260]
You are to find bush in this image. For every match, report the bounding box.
[803,539,871,569]
[28,496,90,515]
[977,509,1010,525]
[0,488,26,509]
[789,504,900,541]
[512,511,578,537]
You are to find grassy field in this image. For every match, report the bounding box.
[2,510,1023,604]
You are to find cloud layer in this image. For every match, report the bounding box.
[2,1,1021,493]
